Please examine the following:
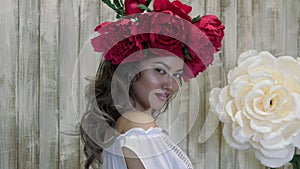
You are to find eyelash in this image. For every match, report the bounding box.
[154,68,182,80]
[155,68,166,74]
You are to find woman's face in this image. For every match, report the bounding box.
[130,56,184,112]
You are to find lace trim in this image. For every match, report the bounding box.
[117,127,163,138]
[162,134,194,169]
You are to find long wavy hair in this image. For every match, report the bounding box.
[80,57,175,168]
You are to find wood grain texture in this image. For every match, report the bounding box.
[0,0,18,169]
[39,0,60,168]
[59,0,81,168]
[78,0,101,168]
[0,0,299,169]
[17,0,40,168]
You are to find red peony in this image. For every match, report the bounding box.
[182,24,217,80]
[90,0,226,81]
[193,15,225,51]
[153,0,192,22]
[91,19,143,64]
[125,0,147,15]
[137,12,187,57]
[94,21,111,31]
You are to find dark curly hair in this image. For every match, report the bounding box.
[80,57,176,168]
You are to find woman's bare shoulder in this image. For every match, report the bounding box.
[115,112,157,134]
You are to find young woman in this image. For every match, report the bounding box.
[80,0,225,168]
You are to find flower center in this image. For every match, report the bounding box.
[270,99,274,106]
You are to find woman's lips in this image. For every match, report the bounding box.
[155,93,169,101]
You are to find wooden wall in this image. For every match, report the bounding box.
[0,0,299,169]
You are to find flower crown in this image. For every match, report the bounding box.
[91,0,225,81]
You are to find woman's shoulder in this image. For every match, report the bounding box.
[115,112,157,134]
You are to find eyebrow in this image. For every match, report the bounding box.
[152,61,184,72]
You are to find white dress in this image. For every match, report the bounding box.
[102,127,194,169]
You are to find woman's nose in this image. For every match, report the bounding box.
[162,74,179,91]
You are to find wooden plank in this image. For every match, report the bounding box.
[58,0,81,169]
[298,0,300,57]
[253,0,267,51]
[266,0,284,55]
[283,0,299,57]
[18,0,40,168]
[235,0,265,168]
[219,0,238,168]
[39,0,59,168]
[203,1,222,168]
[236,0,254,54]
[187,77,205,169]
[206,0,220,14]
[221,0,238,73]
[0,0,18,169]
[79,0,101,168]
[183,2,206,169]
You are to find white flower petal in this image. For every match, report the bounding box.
[250,120,272,133]
[225,100,236,122]
[230,79,252,109]
[292,133,300,148]
[244,89,264,119]
[249,71,273,84]
[259,51,277,66]
[291,93,300,118]
[232,117,253,144]
[254,144,295,168]
[278,56,300,77]
[260,134,289,150]
[259,147,290,159]
[285,75,300,94]
[281,120,300,142]
[238,50,258,65]
[223,124,250,150]
[234,110,243,127]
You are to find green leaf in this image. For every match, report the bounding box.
[192,15,202,23]
[102,0,126,18]
[183,46,192,60]
[138,4,152,12]
[290,155,300,169]
[113,0,122,8]
[145,0,152,6]
[102,0,117,10]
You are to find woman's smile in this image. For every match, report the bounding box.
[155,92,170,101]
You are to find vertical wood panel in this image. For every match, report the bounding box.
[236,0,264,168]
[39,0,59,168]
[221,0,238,73]
[59,0,81,169]
[0,0,18,169]
[204,1,222,168]
[18,0,40,168]
[219,1,238,168]
[283,0,299,56]
[267,0,284,54]
[79,0,101,167]
[0,0,300,169]
[253,0,267,51]
[185,2,206,169]
[187,77,205,169]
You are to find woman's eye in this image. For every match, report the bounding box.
[155,68,166,74]
[173,73,182,79]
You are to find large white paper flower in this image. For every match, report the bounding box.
[210,50,300,167]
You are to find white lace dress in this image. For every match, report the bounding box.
[102,127,194,169]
